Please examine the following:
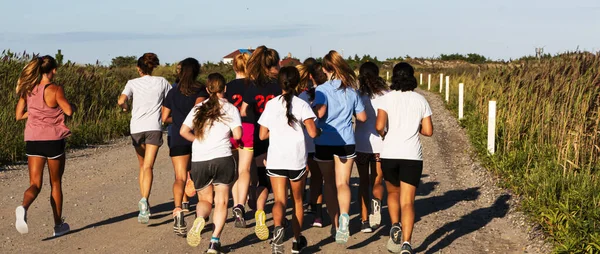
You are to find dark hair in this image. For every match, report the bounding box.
[323,50,356,89]
[358,62,388,98]
[278,66,300,128]
[303,57,317,67]
[178,58,202,96]
[391,62,417,91]
[16,55,58,97]
[246,45,280,87]
[193,73,227,140]
[137,53,159,75]
[305,62,327,101]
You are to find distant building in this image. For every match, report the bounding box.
[222,48,255,64]
[280,52,301,67]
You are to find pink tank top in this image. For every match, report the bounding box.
[24,84,71,141]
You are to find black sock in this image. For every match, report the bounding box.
[313,203,323,217]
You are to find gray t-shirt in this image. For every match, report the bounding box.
[121,75,172,134]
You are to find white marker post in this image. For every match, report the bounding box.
[445,76,450,102]
[428,74,431,90]
[458,83,464,119]
[420,73,423,86]
[487,101,497,155]
[439,74,443,93]
[386,71,389,81]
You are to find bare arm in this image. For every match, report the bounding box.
[240,102,249,117]
[355,110,367,122]
[180,124,196,142]
[376,109,388,138]
[54,85,73,116]
[420,116,433,137]
[304,118,319,138]
[314,104,327,119]
[161,106,172,125]
[15,97,28,121]
[259,125,269,141]
[231,126,242,141]
[118,94,128,111]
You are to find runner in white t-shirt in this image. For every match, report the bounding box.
[354,62,390,233]
[117,53,171,224]
[297,59,329,228]
[258,66,319,254]
[180,73,242,254]
[376,62,433,254]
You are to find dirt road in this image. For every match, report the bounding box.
[0,89,549,253]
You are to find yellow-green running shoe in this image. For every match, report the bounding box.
[254,210,269,241]
[186,217,205,247]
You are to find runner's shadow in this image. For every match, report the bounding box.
[415,194,511,254]
[415,187,480,222]
[42,201,173,240]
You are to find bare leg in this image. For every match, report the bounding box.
[333,157,354,215]
[289,174,307,239]
[307,157,323,205]
[400,182,417,243]
[211,184,231,238]
[270,177,288,227]
[171,155,190,209]
[22,156,46,209]
[47,155,66,225]
[386,182,401,224]
[232,149,253,206]
[140,144,160,201]
[371,160,384,201]
[196,185,214,219]
[317,161,338,228]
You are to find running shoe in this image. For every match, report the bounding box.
[138,198,150,224]
[312,217,323,228]
[15,206,28,234]
[185,173,196,197]
[361,220,373,233]
[255,210,269,240]
[400,242,414,254]
[173,209,187,237]
[207,241,223,254]
[182,202,190,212]
[233,204,246,228]
[369,198,382,229]
[335,213,350,244]
[187,217,205,247]
[271,226,285,254]
[53,220,70,237]
[292,235,307,254]
[387,223,403,253]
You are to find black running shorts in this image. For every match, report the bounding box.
[267,168,307,181]
[381,159,423,187]
[169,145,192,157]
[314,145,356,162]
[26,140,66,159]
[190,156,236,191]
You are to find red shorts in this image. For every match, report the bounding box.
[230,122,255,150]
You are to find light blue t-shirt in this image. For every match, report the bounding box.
[313,80,365,146]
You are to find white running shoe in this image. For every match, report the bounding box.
[15,206,28,234]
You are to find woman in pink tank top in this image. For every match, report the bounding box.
[14,55,74,237]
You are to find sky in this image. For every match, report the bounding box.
[1,0,599,65]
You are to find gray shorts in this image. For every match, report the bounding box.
[131,131,163,147]
[191,156,237,191]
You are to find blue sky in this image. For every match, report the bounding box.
[1,0,599,64]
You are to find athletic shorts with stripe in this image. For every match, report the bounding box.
[190,156,237,191]
[26,140,66,159]
[314,145,356,162]
[267,168,307,182]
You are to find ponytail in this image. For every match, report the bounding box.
[16,55,58,98]
[278,66,301,128]
[193,73,227,140]
[246,45,280,87]
[323,50,357,89]
[358,61,388,98]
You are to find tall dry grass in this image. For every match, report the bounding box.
[423,53,600,253]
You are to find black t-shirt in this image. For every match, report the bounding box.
[225,79,251,123]
[163,84,209,147]
[243,79,282,124]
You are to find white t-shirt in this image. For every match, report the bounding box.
[182,99,242,162]
[298,91,316,153]
[355,92,387,153]
[258,95,316,170]
[379,91,432,160]
[121,76,172,134]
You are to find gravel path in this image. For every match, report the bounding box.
[0,89,549,253]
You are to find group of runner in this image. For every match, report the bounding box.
[13,46,433,254]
